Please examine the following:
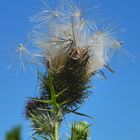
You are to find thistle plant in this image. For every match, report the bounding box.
[13,0,122,139]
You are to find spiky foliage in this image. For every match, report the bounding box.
[25,72,91,138]
[69,121,90,140]
[5,126,21,140]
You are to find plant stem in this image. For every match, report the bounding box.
[54,122,59,140]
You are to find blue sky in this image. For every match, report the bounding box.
[0,0,140,140]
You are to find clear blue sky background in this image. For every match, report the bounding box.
[0,0,140,140]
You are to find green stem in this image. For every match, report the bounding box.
[54,122,59,140]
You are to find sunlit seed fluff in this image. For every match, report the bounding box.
[8,43,43,72]
[31,0,122,74]
[87,32,121,73]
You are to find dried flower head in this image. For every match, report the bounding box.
[31,0,121,75]
[24,0,123,110]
